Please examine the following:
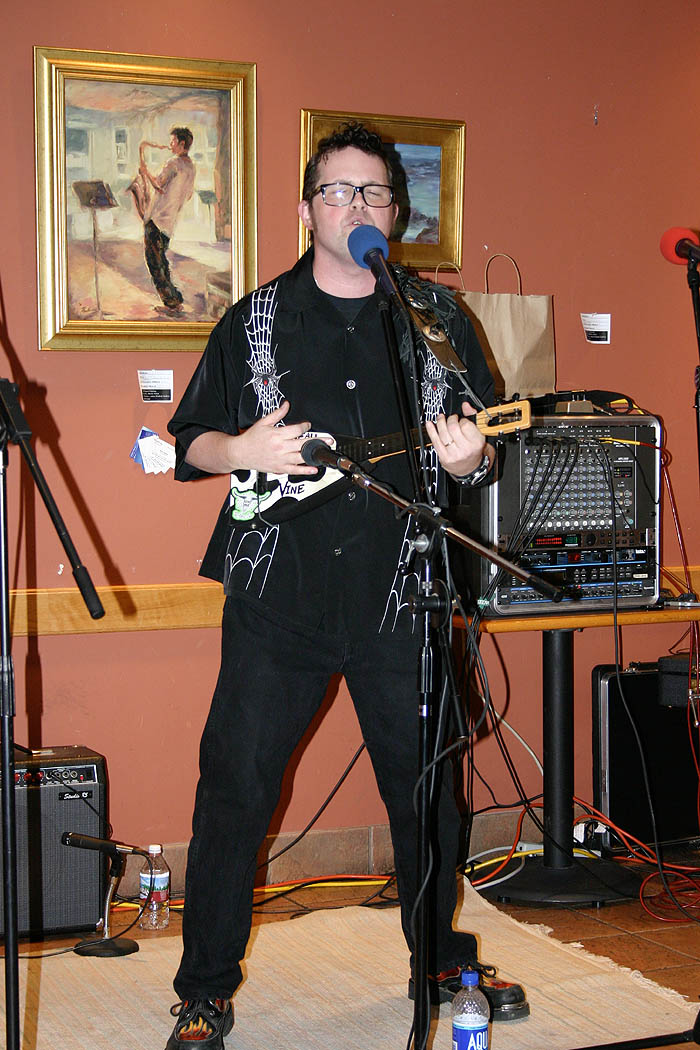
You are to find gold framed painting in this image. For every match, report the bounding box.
[299,109,465,272]
[34,47,257,351]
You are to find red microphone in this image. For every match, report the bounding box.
[660,226,700,264]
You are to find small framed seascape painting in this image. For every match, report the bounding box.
[299,108,465,271]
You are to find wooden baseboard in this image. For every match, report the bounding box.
[10,582,224,636]
[8,566,699,636]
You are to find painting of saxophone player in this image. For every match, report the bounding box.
[63,78,235,325]
[128,128,196,315]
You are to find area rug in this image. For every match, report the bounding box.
[3,880,698,1049]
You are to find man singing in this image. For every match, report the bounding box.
[164,121,527,1049]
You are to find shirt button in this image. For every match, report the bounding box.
[348,491,356,501]
[346,379,356,390]
[347,324,355,333]
[334,547,343,557]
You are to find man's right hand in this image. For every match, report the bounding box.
[234,401,319,475]
[185,401,320,477]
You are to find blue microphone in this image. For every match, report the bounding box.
[348,224,389,267]
[347,226,401,301]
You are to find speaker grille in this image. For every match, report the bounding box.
[0,746,107,935]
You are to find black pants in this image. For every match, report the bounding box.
[174,597,477,999]
[144,220,183,309]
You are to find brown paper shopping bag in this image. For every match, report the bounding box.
[436,255,556,399]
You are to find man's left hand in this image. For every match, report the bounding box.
[424,400,493,479]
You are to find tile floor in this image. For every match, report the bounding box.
[490,894,700,1004]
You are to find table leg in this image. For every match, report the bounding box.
[483,629,642,905]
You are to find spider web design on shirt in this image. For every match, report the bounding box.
[225,283,286,597]
[379,349,448,633]
[422,348,450,432]
[224,525,280,598]
[243,283,289,414]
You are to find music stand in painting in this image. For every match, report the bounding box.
[72,180,118,319]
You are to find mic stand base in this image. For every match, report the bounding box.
[73,854,139,958]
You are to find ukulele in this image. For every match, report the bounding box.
[228,400,531,525]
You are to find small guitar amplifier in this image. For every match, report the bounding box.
[0,745,108,935]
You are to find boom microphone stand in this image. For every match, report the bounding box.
[301,239,561,1050]
[302,432,562,1050]
[369,252,445,1049]
[0,379,104,1050]
[345,225,562,1049]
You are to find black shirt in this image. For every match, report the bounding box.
[168,249,494,641]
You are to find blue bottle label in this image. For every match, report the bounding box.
[452,1021,489,1050]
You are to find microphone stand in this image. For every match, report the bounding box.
[684,257,700,484]
[322,445,561,1050]
[375,290,433,1050]
[374,284,434,1049]
[0,380,104,1050]
[74,850,139,957]
[368,290,562,1050]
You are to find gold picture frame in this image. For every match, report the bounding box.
[34,47,257,351]
[299,109,465,271]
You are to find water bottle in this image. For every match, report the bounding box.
[138,844,170,930]
[452,969,490,1050]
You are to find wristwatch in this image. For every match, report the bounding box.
[452,450,492,486]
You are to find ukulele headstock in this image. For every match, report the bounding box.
[475,399,531,437]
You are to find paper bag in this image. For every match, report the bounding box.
[436,255,556,399]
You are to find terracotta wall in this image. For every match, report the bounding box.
[1,1,698,847]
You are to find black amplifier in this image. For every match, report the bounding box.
[593,663,699,851]
[451,411,661,615]
[0,745,107,935]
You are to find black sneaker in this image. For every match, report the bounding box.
[408,964,530,1021]
[165,998,234,1049]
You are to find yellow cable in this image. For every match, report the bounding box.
[113,876,392,909]
[253,878,390,893]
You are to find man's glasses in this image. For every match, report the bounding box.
[311,182,394,208]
